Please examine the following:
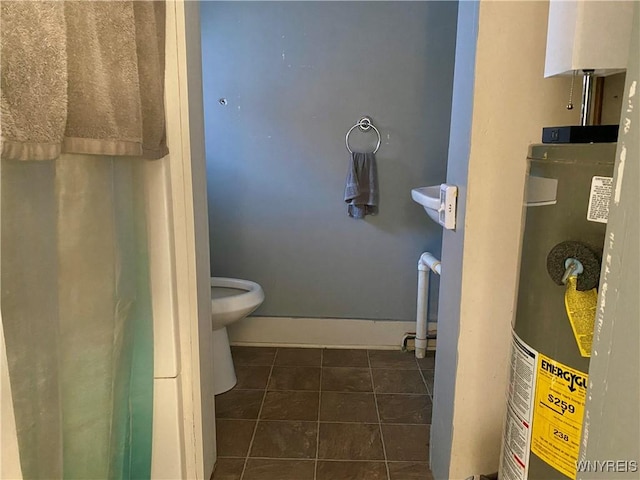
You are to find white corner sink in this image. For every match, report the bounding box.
[412,184,458,229]
[411,186,441,223]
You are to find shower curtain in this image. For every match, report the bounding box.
[0,1,166,478]
[1,155,154,479]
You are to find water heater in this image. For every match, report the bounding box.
[499,143,615,480]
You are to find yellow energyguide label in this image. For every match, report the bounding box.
[531,354,588,479]
[564,276,598,357]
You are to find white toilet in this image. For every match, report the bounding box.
[211,277,264,395]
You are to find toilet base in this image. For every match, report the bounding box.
[212,327,237,395]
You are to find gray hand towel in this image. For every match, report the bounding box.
[344,151,379,218]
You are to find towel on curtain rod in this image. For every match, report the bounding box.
[0,0,168,161]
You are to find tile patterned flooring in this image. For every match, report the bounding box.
[212,347,436,480]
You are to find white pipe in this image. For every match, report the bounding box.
[416,252,441,358]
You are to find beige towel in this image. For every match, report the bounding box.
[0,1,68,161]
[1,1,167,161]
[62,1,143,157]
[133,1,168,160]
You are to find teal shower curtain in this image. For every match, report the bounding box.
[0,0,165,475]
[0,155,154,479]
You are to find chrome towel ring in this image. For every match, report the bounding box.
[345,117,381,154]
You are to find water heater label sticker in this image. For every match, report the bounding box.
[531,354,588,479]
[586,176,613,223]
[564,277,598,358]
[500,332,537,480]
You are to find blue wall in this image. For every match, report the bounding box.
[201,1,457,321]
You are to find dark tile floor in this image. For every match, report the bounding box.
[212,347,436,480]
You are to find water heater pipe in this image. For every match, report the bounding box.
[416,252,441,359]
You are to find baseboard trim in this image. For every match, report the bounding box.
[227,316,437,350]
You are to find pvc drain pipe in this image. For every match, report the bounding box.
[416,252,441,359]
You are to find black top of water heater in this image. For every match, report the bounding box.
[542,125,619,144]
